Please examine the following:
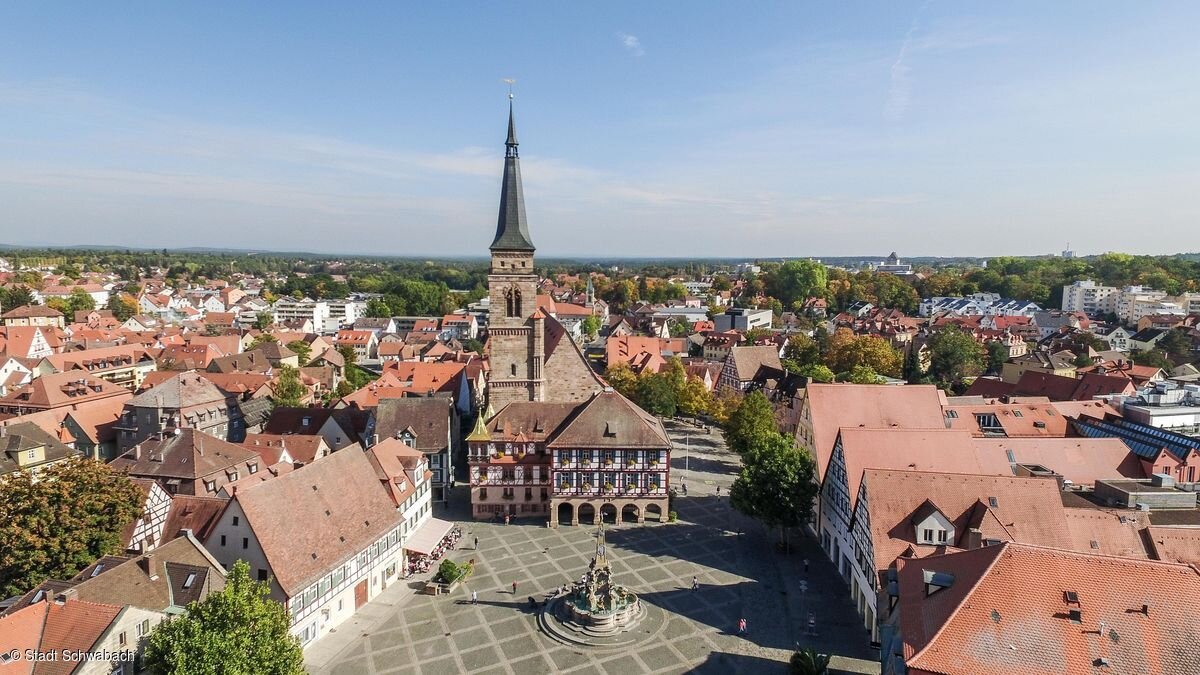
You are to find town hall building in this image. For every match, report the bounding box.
[469,101,672,526]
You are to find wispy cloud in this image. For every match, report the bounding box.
[617,32,644,57]
[884,4,927,121]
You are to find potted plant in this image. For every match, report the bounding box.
[603,481,614,492]
[627,458,637,467]
[649,482,659,491]
[560,481,569,491]
[582,458,591,467]
[650,458,659,467]
[582,483,592,492]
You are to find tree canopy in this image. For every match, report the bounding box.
[927,325,987,390]
[0,457,143,597]
[143,560,305,675]
[723,391,778,456]
[730,432,818,548]
[823,328,903,378]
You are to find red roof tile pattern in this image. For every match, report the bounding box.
[896,542,1200,675]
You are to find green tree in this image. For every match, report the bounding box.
[1131,348,1173,370]
[790,647,831,675]
[106,294,138,322]
[271,366,307,408]
[730,432,818,549]
[581,315,601,340]
[986,341,1009,375]
[842,365,885,384]
[0,285,35,310]
[927,326,986,389]
[253,312,273,330]
[143,560,304,675]
[723,390,777,456]
[635,372,677,417]
[782,334,821,372]
[0,457,143,597]
[248,333,279,352]
[337,344,358,367]
[285,340,311,366]
[604,361,639,400]
[66,287,96,314]
[1159,328,1193,357]
[678,375,712,418]
[798,364,835,383]
[823,328,903,377]
[365,297,392,318]
[764,260,828,309]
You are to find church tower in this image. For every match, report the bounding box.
[487,100,545,409]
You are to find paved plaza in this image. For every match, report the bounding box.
[307,421,879,675]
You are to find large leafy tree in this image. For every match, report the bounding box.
[730,432,818,549]
[635,371,677,417]
[144,560,304,675]
[823,328,903,377]
[1132,348,1173,370]
[723,390,777,456]
[764,260,828,309]
[928,326,986,389]
[677,375,713,418]
[0,457,143,597]
[781,334,821,373]
[286,340,312,366]
[603,361,639,400]
[271,366,307,408]
[1159,328,1193,357]
[106,294,138,322]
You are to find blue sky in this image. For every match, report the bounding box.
[1,2,1197,258]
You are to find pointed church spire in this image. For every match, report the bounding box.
[506,98,518,154]
[490,96,536,252]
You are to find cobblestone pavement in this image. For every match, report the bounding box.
[307,420,879,675]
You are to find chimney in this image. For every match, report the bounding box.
[965,528,983,550]
[55,588,78,605]
[139,554,160,581]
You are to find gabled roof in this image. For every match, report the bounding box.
[36,599,122,675]
[0,371,129,410]
[162,495,227,542]
[0,601,47,674]
[0,421,80,475]
[111,429,260,481]
[896,543,1200,675]
[231,447,399,596]
[803,383,948,481]
[374,397,452,453]
[2,304,63,319]
[863,469,1074,578]
[128,371,228,408]
[547,390,671,449]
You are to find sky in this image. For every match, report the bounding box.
[1,2,1198,258]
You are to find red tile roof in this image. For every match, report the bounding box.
[803,383,948,480]
[37,599,122,675]
[896,542,1200,675]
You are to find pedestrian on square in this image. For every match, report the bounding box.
[474,536,479,550]
[512,580,518,594]
[691,576,699,591]
[471,589,478,605]
[738,617,747,635]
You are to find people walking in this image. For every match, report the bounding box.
[474,536,479,550]
[471,589,478,605]
[738,617,747,635]
[512,580,518,594]
[691,576,699,591]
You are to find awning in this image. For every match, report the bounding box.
[403,517,454,555]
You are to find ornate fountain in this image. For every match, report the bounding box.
[562,524,640,630]
[539,524,658,647]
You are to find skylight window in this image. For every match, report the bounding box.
[183,573,197,589]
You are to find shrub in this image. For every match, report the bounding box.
[437,559,472,585]
[668,511,678,523]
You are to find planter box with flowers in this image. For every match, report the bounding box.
[603,482,614,493]
[650,460,659,468]
[582,483,592,492]
[649,483,660,492]
[559,482,570,491]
